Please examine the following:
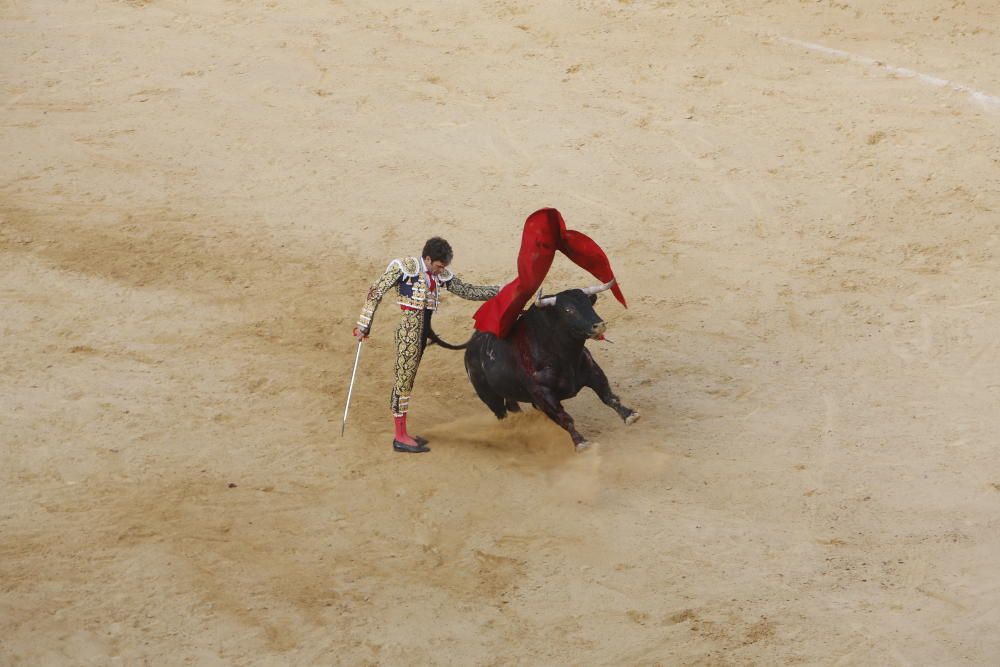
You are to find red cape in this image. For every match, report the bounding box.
[473,208,627,338]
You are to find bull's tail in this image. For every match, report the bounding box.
[426,325,473,350]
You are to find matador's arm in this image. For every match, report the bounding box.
[443,275,501,301]
[356,262,404,334]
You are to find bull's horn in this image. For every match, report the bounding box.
[581,279,616,296]
[536,293,556,307]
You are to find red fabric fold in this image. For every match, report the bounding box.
[473,208,627,338]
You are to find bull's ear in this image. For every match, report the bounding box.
[589,293,598,305]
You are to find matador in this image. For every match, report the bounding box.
[353,237,500,453]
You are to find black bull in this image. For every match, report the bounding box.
[430,289,639,451]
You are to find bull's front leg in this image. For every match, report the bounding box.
[529,384,592,452]
[582,350,640,425]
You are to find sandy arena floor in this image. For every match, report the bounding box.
[2,1,999,664]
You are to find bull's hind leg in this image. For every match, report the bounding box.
[465,338,508,420]
[505,399,522,414]
[478,385,509,420]
[465,363,507,419]
[583,351,639,425]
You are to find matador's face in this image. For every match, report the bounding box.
[423,257,449,276]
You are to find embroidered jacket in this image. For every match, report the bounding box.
[357,256,500,333]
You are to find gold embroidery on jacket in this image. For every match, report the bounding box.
[444,276,500,301]
[356,262,404,332]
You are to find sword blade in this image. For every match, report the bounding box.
[341,339,364,437]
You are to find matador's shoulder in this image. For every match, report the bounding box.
[385,257,420,277]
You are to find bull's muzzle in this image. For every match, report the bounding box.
[590,321,607,338]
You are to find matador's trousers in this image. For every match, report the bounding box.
[391,308,432,416]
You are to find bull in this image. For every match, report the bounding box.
[437,280,639,452]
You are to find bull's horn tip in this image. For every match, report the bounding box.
[581,279,616,295]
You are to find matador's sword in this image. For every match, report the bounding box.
[341,339,364,437]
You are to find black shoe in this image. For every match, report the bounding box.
[414,435,429,447]
[393,439,430,453]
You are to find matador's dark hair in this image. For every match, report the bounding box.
[422,237,453,264]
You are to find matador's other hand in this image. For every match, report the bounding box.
[352,327,369,342]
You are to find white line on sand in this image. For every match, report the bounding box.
[779,36,1000,111]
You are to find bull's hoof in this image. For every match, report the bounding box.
[625,411,640,426]
[574,440,595,453]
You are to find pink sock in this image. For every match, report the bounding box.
[394,415,417,446]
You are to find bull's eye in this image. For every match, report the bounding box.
[564,307,574,313]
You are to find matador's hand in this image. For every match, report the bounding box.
[352,326,369,342]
